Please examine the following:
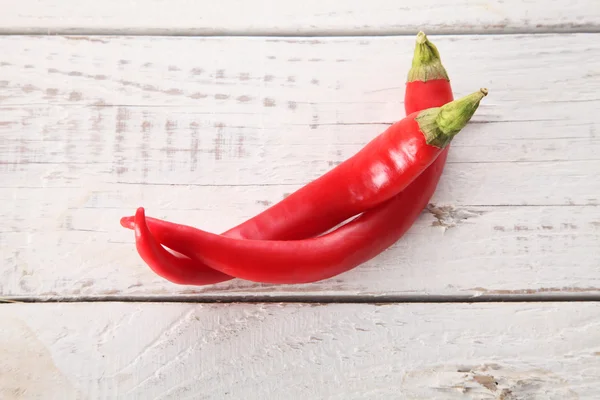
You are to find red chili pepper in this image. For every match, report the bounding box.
[121,32,460,285]
[129,88,487,283]
[122,32,461,285]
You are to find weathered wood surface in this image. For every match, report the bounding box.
[1,2,599,397]
[1,0,598,35]
[1,302,598,399]
[1,34,599,300]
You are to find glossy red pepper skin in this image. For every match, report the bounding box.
[239,114,446,235]
[123,33,459,285]
[405,80,453,115]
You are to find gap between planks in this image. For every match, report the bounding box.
[0,28,599,37]
[3,294,600,304]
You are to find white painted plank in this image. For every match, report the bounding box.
[1,302,599,399]
[3,202,600,298]
[1,34,599,299]
[0,0,598,35]
[1,34,598,199]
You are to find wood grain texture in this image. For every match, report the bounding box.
[1,34,599,299]
[0,0,599,35]
[1,302,599,399]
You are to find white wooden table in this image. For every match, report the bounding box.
[1,1,600,398]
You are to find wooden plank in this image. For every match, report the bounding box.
[0,0,598,35]
[1,34,599,299]
[3,203,600,298]
[1,302,599,399]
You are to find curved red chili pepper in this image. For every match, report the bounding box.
[130,88,487,283]
[133,151,447,283]
[123,32,461,285]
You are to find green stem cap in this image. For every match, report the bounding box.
[407,31,450,83]
[416,88,488,148]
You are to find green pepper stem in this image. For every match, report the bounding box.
[416,88,488,148]
[407,31,450,83]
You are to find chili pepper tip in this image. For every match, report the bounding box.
[120,216,135,229]
[416,31,427,44]
[133,208,147,235]
[135,207,146,220]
